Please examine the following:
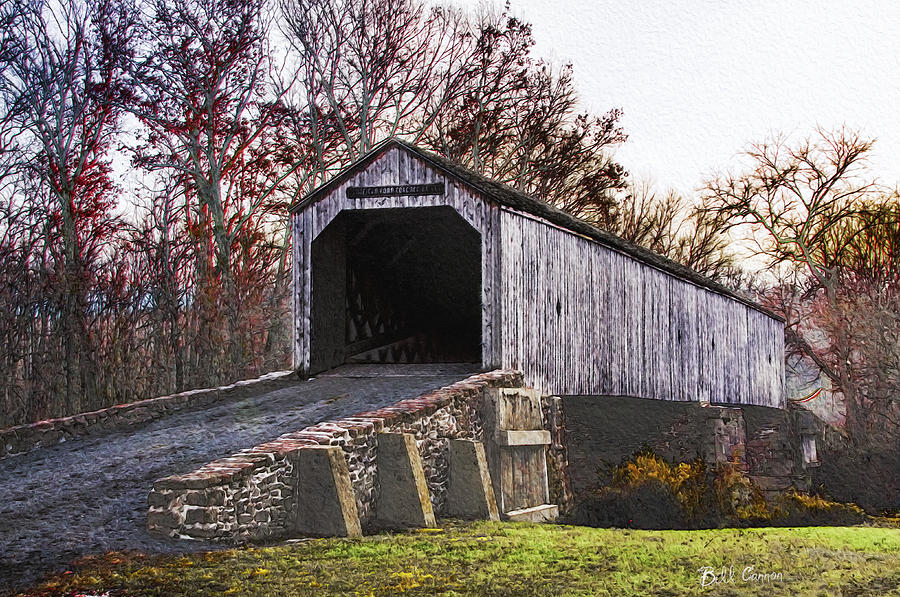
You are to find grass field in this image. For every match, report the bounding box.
[19,521,900,596]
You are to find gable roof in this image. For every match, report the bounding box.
[289,138,782,322]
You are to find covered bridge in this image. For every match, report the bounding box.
[289,139,784,408]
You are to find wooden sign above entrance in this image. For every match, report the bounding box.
[346,182,445,198]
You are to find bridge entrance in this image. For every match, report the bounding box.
[310,206,482,374]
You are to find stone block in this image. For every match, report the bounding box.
[185,525,220,539]
[445,440,499,521]
[185,491,208,506]
[148,490,172,508]
[207,488,227,506]
[147,509,182,530]
[749,475,794,493]
[763,460,795,477]
[375,432,436,528]
[154,475,204,491]
[294,446,362,538]
[185,506,217,525]
[504,504,559,523]
[496,430,551,446]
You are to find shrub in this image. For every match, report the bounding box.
[774,491,867,526]
[713,459,775,523]
[570,450,870,530]
[614,453,713,524]
[571,451,716,529]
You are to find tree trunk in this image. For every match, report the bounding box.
[61,193,79,415]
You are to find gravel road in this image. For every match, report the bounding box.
[0,364,478,593]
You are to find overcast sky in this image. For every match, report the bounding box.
[491,0,900,196]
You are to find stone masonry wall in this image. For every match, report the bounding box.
[562,395,812,502]
[0,371,294,460]
[563,396,753,500]
[148,369,524,542]
[741,404,810,495]
[542,396,574,515]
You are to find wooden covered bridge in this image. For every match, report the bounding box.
[290,139,784,408]
[142,140,792,543]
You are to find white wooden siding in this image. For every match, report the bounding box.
[498,210,784,407]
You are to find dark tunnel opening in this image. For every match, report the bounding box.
[310,206,481,372]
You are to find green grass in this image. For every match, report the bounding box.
[20,521,900,596]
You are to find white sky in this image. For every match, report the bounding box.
[478,0,900,196]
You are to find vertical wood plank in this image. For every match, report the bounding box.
[623,258,644,397]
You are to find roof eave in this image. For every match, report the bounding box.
[286,138,785,323]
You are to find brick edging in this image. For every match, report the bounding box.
[0,370,294,460]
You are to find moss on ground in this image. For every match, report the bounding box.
[17,521,900,596]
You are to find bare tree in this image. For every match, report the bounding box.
[279,0,628,222]
[703,128,881,440]
[124,180,194,392]
[703,127,875,295]
[424,10,627,223]
[1,0,134,412]
[614,181,686,255]
[281,0,473,168]
[614,181,737,282]
[131,0,297,378]
[0,0,27,191]
[0,187,50,423]
[132,0,294,281]
[816,199,900,433]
